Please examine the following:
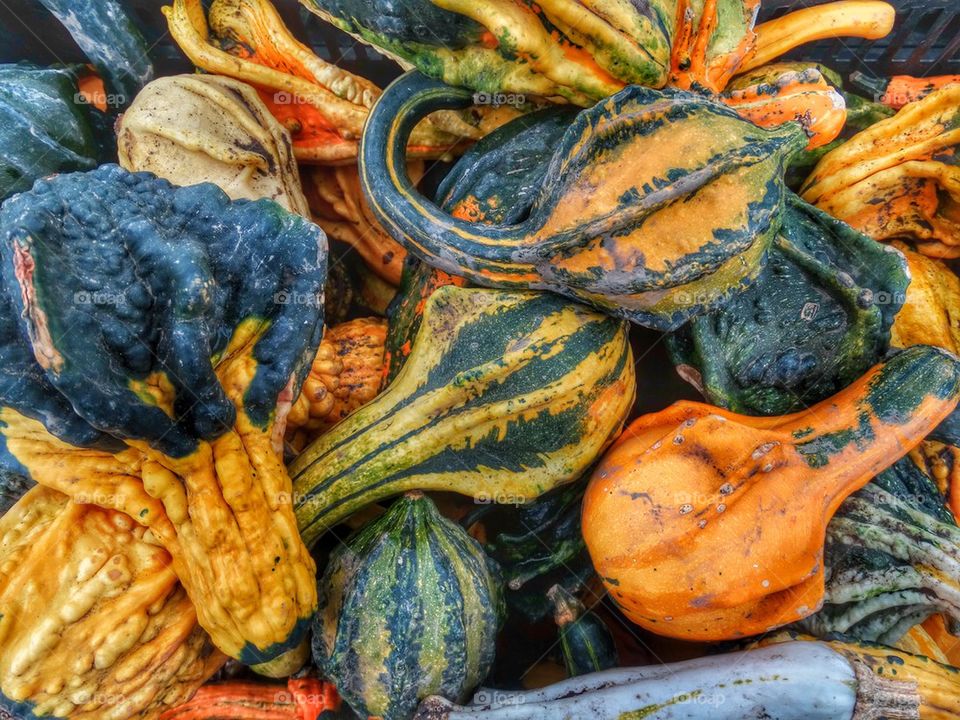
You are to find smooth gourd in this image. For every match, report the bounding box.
[584,345,960,640]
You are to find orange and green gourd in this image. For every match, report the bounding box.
[583,345,960,641]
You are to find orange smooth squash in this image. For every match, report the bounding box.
[583,345,960,641]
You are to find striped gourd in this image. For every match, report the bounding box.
[360,72,808,330]
[291,284,634,545]
[548,584,618,677]
[312,492,501,720]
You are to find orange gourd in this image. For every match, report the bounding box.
[583,345,960,641]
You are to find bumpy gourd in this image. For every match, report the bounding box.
[361,74,807,329]
[165,0,514,163]
[292,284,634,545]
[802,452,960,645]
[286,316,387,452]
[118,74,310,215]
[802,84,960,258]
[0,64,107,201]
[584,345,960,640]
[0,165,324,666]
[0,486,225,719]
[313,492,501,720]
[668,193,908,415]
[416,639,932,720]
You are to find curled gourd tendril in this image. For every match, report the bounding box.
[0,165,325,667]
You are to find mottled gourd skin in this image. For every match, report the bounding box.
[802,452,960,645]
[292,285,635,546]
[313,493,501,720]
[584,345,960,641]
[0,486,224,720]
[362,73,807,329]
[669,193,909,415]
[0,165,326,665]
[0,64,104,201]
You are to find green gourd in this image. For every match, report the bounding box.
[548,584,618,677]
[313,492,501,720]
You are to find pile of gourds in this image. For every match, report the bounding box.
[1,0,960,719]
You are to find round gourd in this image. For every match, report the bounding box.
[313,492,501,720]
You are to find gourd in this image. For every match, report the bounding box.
[668,193,909,415]
[890,243,960,354]
[721,63,847,149]
[303,0,892,105]
[164,0,514,163]
[852,73,960,110]
[0,64,105,201]
[415,639,936,720]
[286,316,388,453]
[291,284,634,545]
[118,74,310,216]
[802,451,960,645]
[463,480,592,623]
[37,0,152,107]
[361,73,807,329]
[801,84,960,259]
[547,584,618,677]
[303,164,421,284]
[313,492,501,720]
[0,165,325,667]
[583,345,960,641]
[0,486,225,719]
[159,677,341,719]
[912,441,960,523]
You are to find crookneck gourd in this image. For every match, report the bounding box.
[361,74,807,329]
[416,638,950,720]
[0,486,225,719]
[314,492,501,720]
[0,165,325,667]
[291,284,635,545]
[0,63,112,201]
[164,0,519,163]
[548,584,618,678]
[668,193,909,415]
[801,450,960,645]
[118,74,310,216]
[802,84,960,259]
[285,316,387,453]
[302,0,892,104]
[583,345,960,641]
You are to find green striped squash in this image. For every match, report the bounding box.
[312,492,501,720]
[291,284,635,546]
[360,72,807,330]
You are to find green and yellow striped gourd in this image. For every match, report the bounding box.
[291,284,634,545]
[313,492,501,720]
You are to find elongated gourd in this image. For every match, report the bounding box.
[584,345,960,640]
[291,284,634,545]
[669,193,908,415]
[0,165,324,667]
[361,72,807,329]
[314,492,501,720]
[416,640,927,720]
[0,486,225,719]
[159,678,341,719]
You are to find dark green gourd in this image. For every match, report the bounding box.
[361,72,806,330]
[801,453,960,644]
[312,492,502,720]
[668,193,909,415]
[548,584,618,677]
